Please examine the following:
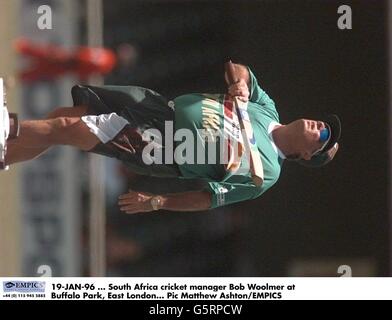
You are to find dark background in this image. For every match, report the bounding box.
[97,0,389,276]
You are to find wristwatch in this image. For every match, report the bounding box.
[150,196,163,211]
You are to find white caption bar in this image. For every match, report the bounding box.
[1,278,392,300]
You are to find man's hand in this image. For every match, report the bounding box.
[118,190,154,214]
[227,79,250,102]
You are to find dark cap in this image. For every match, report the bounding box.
[297,114,341,168]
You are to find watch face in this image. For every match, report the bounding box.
[151,197,160,210]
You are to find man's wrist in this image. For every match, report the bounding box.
[150,195,165,211]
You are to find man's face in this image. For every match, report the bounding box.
[286,119,327,160]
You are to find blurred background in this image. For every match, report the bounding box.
[0,0,390,277]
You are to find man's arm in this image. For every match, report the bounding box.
[118,190,212,214]
[224,63,250,87]
[225,63,250,102]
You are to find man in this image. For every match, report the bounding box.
[3,62,341,213]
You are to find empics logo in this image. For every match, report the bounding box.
[4,282,15,289]
[3,281,46,293]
